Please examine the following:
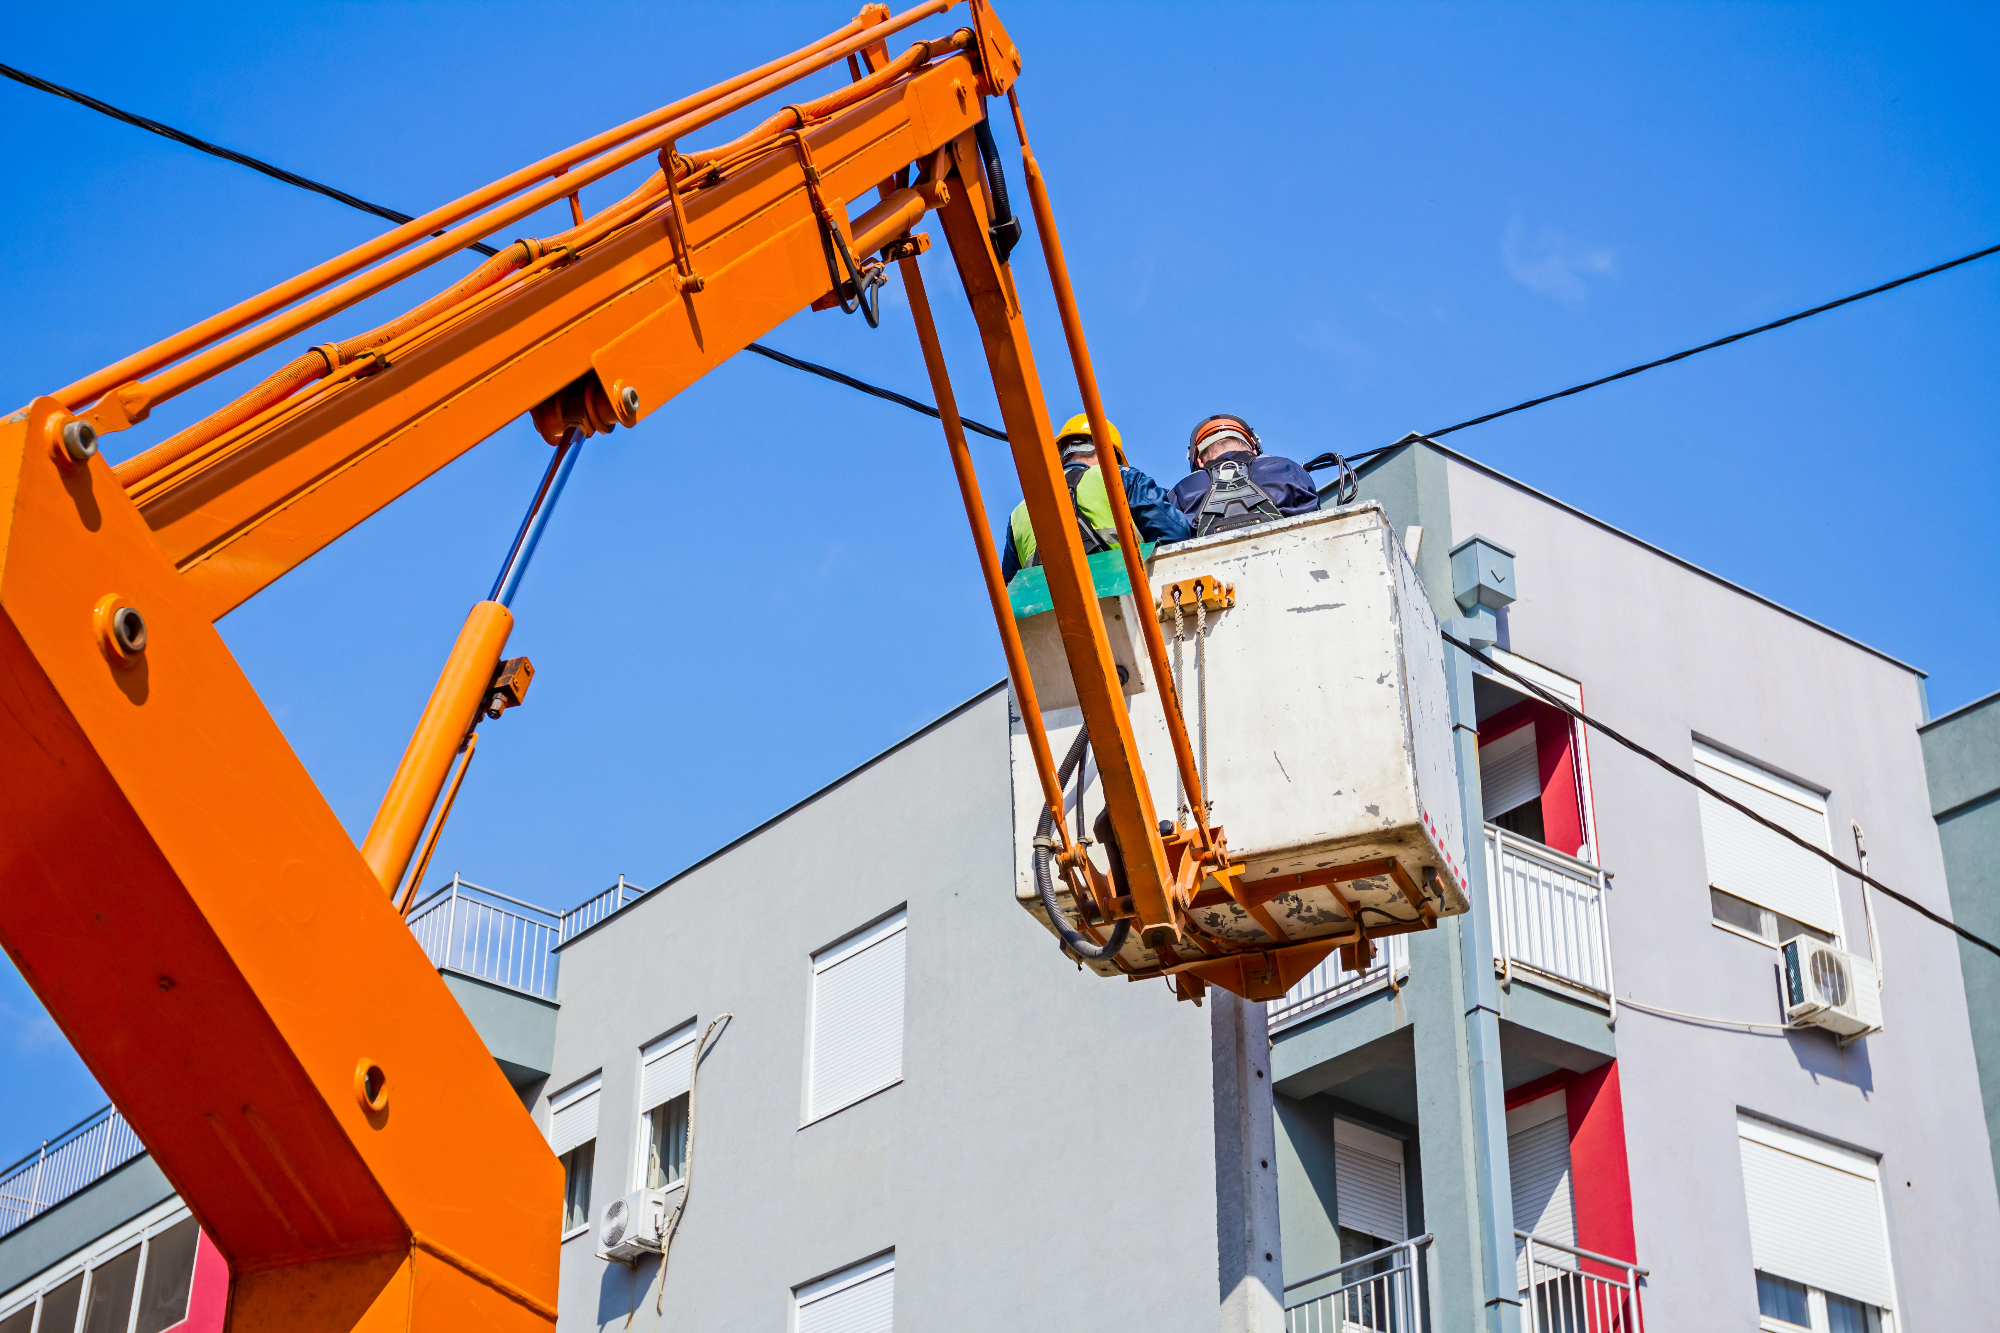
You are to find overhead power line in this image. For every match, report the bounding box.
[1426,240,2000,438]
[0,61,500,258]
[8,61,1997,458]
[744,343,1007,441]
[11,60,1990,970]
[1441,629,2000,962]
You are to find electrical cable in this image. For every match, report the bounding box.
[17,59,1994,466]
[1440,630,2000,961]
[1423,241,2000,438]
[1614,997,1793,1034]
[12,59,2000,462]
[0,59,1007,431]
[636,1011,733,1326]
[740,342,1008,441]
[0,61,501,258]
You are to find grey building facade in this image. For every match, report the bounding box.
[4,441,1993,1333]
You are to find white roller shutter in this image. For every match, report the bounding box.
[804,912,907,1123]
[549,1075,600,1157]
[641,1024,697,1113]
[1332,1120,1406,1243]
[1507,1092,1575,1247]
[794,1252,894,1333]
[1509,1092,1576,1291]
[1738,1115,1895,1310]
[1481,725,1541,820]
[1694,743,1840,934]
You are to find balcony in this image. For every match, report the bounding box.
[1518,1232,1647,1332]
[1271,828,1613,1031]
[1270,933,1411,1031]
[0,1106,144,1239]
[1487,826,1616,1013]
[1285,1234,1430,1332]
[406,873,648,999]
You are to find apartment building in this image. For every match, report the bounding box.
[1918,689,2000,1207]
[3,438,1993,1333]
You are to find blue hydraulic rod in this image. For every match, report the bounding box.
[490,428,584,607]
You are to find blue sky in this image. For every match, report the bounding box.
[1,1,1994,1153]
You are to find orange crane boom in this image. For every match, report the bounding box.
[0,3,1249,1328]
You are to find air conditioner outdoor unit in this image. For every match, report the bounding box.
[1781,939,1883,1040]
[598,1187,672,1262]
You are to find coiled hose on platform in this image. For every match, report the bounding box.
[1033,726,1131,961]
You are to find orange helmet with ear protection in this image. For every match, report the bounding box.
[1188,414,1262,469]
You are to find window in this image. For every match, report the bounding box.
[1738,1115,1896,1332]
[639,1023,697,1190]
[1758,1272,1810,1326]
[81,1243,140,1333]
[792,1251,894,1333]
[561,1142,596,1234]
[1696,744,1841,943]
[1711,888,1835,948]
[133,1217,199,1333]
[1473,658,1593,860]
[1508,1090,1575,1292]
[0,1209,200,1333]
[804,911,907,1124]
[38,1275,82,1333]
[549,1074,602,1236]
[1331,1119,1406,1246]
[1481,723,1543,835]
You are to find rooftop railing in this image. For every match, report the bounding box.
[1270,933,1411,1031]
[559,875,649,942]
[0,874,650,1234]
[1487,826,1616,1014]
[0,1106,144,1239]
[406,873,650,999]
[408,875,563,999]
[1285,1234,1430,1333]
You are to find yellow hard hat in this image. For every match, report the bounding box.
[1055,413,1123,461]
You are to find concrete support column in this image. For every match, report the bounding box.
[1213,991,1284,1333]
[1444,622,1522,1333]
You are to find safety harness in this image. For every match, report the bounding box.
[1192,455,1284,536]
[1016,464,1120,568]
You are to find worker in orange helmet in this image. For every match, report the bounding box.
[1170,414,1322,537]
[999,414,1193,582]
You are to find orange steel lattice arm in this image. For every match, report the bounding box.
[0,4,1212,1330]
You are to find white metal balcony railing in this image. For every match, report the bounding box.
[0,1106,144,1239]
[1271,827,1615,1029]
[1285,1234,1430,1333]
[1487,826,1616,1014]
[406,873,649,1000]
[1270,933,1411,1030]
[1518,1231,1646,1333]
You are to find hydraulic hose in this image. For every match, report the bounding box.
[1033,726,1132,961]
[973,113,1022,263]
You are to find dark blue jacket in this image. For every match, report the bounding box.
[1000,464,1193,582]
[1169,451,1322,529]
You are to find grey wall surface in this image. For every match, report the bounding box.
[1441,450,2000,1331]
[1919,690,2000,1206]
[545,687,1221,1333]
[441,967,558,1098]
[0,1156,174,1294]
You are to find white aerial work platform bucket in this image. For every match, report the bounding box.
[1008,501,1469,997]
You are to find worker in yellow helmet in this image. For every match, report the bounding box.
[1000,414,1193,582]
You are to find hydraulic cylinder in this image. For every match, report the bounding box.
[362,600,514,894]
